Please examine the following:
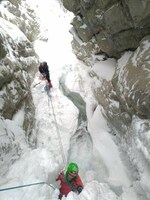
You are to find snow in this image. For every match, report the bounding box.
[0,0,149,200]
[0,18,29,44]
[92,58,116,81]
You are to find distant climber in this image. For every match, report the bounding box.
[39,61,52,88]
[56,163,84,199]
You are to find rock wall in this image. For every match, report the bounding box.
[62,1,150,197]
[63,0,150,62]
[62,0,150,140]
[0,0,39,175]
[91,30,150,200]
[94,35,150,132]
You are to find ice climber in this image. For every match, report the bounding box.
[56,163,84,199]
[39,61,52,88]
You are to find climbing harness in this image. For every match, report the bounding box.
[44,84,67,167]
[0,181,55,192]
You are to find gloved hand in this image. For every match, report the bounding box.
[77,185,83,193]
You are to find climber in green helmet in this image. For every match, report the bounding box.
[56,163,84,199]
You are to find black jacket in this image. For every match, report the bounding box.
[39,62,49,74]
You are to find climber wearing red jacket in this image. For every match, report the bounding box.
[56,163,84,199]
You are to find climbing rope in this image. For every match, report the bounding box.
[49,95,67,167]
[45,85,67,167]
[0,181,55,192]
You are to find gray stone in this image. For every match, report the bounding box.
[62,0,150,60]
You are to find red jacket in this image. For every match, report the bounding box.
[56,171,83,199]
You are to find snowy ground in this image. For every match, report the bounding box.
[0,0,143,200]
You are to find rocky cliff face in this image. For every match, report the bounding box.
[0,0,39,175]
[62,1,150,197]
[62,0,150,134]
[62,0,150,128]
[63,0,150,62]
[95,35,150,132]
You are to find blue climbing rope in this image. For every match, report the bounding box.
[0,181,55,192]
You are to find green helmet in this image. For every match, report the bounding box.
[66,163,79,175]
